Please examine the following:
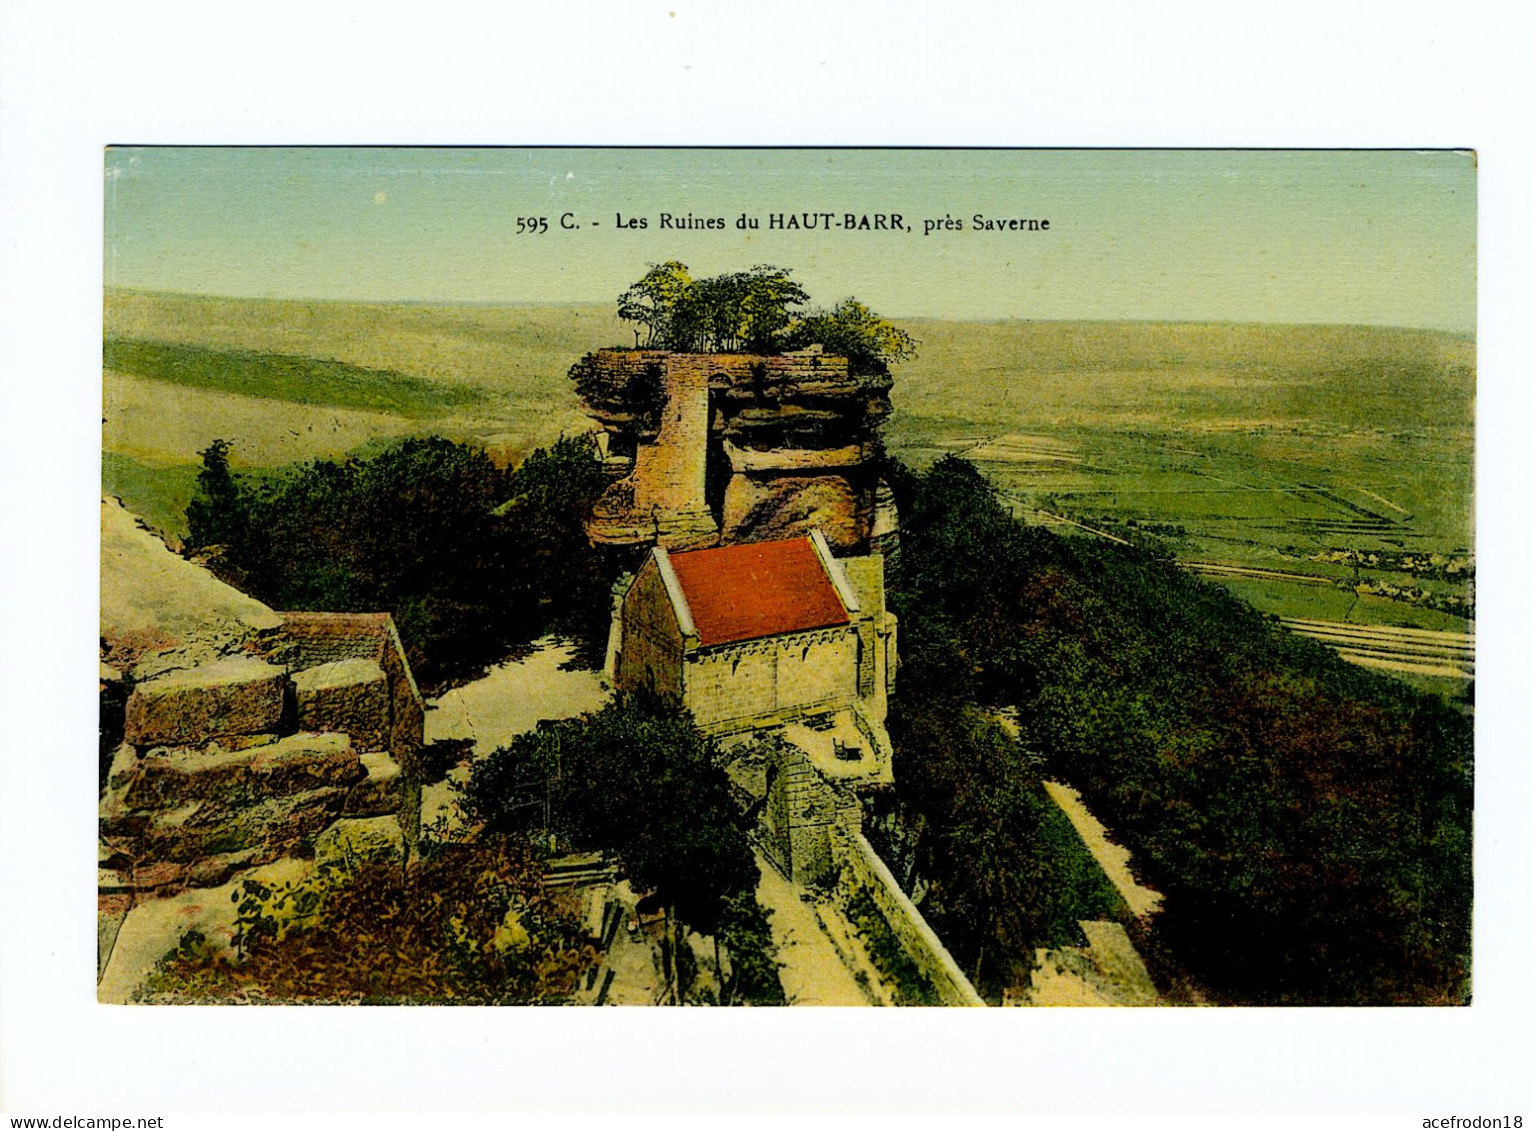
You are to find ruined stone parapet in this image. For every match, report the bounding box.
[570,348,898,553]
[99,505,432,897]
[279,611,424,761]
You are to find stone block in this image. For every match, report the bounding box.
[136,785,353,864]
[343,750,410,817]
[292,658,389,752]
[314,815,405,864]
[123,657,286,747]
[121,732,363,812]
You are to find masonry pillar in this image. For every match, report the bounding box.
[624,355,717,547]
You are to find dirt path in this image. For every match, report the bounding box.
[1042,781,1163,919]
[753,855,873,1006]
[426,638,608,751]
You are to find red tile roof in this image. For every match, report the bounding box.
[667,537,850,647]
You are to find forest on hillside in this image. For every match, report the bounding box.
[882,456,1472,1005]
[179,435,1473,1004]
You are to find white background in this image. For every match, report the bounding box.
[1,0,1527,1117]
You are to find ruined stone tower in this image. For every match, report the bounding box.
[569,347,899,554]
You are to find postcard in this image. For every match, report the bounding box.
[97,147,1475,1011]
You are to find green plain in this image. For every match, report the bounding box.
[103,336,482,416]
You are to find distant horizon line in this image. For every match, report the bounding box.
[102,286,1476,338]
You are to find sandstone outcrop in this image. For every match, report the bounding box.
[99,733,365,878]
[569,348,899,553]
[100,497,283,672]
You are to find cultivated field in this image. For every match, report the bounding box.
[886,318,1475,664]
[102,293,1475,691]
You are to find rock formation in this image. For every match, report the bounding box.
[569,347,899,554]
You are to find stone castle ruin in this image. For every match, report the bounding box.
[572,340,993,1003]
[98,499,423,903]
[569,347,899,554]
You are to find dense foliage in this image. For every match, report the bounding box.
[138,834,596,1005]
[881,697,1126,995]
[886,454,1473,1005]
[779,297,918,373]
[462,695,784,1004]
[184,434,611,690]
[616,261,916,373]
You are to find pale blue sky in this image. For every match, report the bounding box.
[104,148,1475,331]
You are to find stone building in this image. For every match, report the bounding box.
[569,348,899,554]
[607,529,897,786]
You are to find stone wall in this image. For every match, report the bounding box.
[279,612,424,760]
[841,832,987,1007]
[748,731,978,1003]
[279,611,389,668]
[760,743,841,885]
[684,628,859,733]
[378,617,424,760]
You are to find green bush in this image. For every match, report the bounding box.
[463,695,785,1004]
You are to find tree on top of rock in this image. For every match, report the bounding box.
[615,261,916,373]
[617,261,694,349]
[781,297,919,375]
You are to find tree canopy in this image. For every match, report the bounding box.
[616,261,916,373]
[462,694,784,1003]
[463,696,754,933]
[184,433,613,691]
[780,297,918,373]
